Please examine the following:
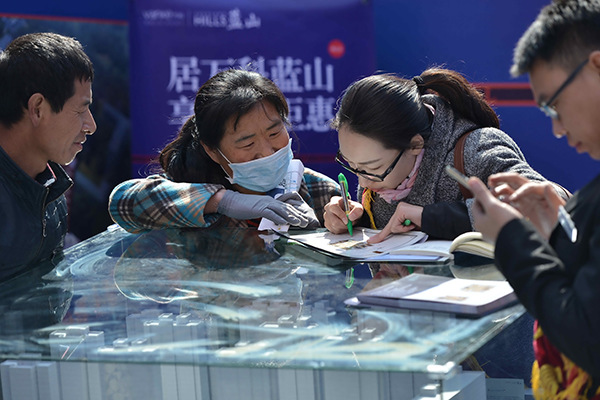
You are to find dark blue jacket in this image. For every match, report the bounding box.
[0,146,72,281]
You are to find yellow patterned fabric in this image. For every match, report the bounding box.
[362,188,378,229]
[531,322,599,400]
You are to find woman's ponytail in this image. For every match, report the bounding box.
[419,68,499,128]
[158,116,229,185]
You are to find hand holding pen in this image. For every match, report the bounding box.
[322,179,364,234]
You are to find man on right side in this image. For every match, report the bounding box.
[467,0,600,398]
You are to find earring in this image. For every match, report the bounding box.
[553,130,567,139]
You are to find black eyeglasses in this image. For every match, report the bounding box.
[335,150,404,182]
[539,59,588,120]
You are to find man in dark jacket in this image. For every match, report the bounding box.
[468,0,600,398]
[0,32,96,280]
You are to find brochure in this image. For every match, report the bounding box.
[280,229,494,263]
[352,273,517,317]
[281,228,445,262]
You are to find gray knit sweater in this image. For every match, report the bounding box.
[366,94,551,239]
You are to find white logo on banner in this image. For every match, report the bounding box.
[141,9,185,26]
[165,56,336,132]
[192,8,261,30]
[140,8,260,29]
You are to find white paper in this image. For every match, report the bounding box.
[405,279,514,307]
[285,228,428,260]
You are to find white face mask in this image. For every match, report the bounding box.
[219,139,293,192]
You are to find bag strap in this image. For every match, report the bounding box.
[454,130,474,199]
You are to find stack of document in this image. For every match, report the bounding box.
[282,229,494,263]
[350,273,517,317]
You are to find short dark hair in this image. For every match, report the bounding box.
[159,69,289,184]
[0,32,94,128]
[511,0,600,77]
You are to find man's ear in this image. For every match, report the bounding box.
[590,50,600,74]
[201,141,222,165]
[408,134,425,155]
[27,93,46,127]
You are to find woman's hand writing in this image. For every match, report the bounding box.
[323,196,363,233]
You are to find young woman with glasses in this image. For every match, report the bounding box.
[324,68,572,384]
[323,68,568,242]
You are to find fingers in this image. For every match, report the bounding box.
[544,184,566,209]
[323,197,362,233]
[468,177,495,206]
[368,218,414,244]
[275,192,321,228]
[468,177,496,222]
[323,197,347,233]
[324,196,346,219]
[262,209,298,226]
[347,200,364,221]
[284,204,309,227]
[367,224,392,244]
[490,183,515,202]
[488,172,530,191]
[469,177,499,240]
[508,182,550,205]
[469,177,524,242]
[277,191,302,204]
[368,202,418,244]
[267,201,309,227]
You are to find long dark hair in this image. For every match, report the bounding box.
[331,68,499,150]
[158,69,289,184]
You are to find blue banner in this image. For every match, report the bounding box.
[129,0,376,181]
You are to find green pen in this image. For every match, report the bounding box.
[403,219,412,226]
[338,173,353,236]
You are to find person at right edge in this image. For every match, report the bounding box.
[468,0,600,398]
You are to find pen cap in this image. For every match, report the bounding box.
[284,159,305,193]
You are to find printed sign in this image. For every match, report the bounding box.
[129,0,376,179]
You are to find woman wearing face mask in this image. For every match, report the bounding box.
[323,69,569,242]
[109,69,339,233]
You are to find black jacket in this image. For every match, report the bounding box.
[495,173,600,379]
[0,146,72,281]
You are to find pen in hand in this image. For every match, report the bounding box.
[557,205,577,243]
[338,173,353,236]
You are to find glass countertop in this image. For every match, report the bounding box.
[0,226,523,378]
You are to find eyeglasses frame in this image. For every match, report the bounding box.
[539,58,588,119]
[335,149,404,182]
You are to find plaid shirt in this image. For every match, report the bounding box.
[109,168,340,233]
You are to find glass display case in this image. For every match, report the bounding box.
[0,226,524,400]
